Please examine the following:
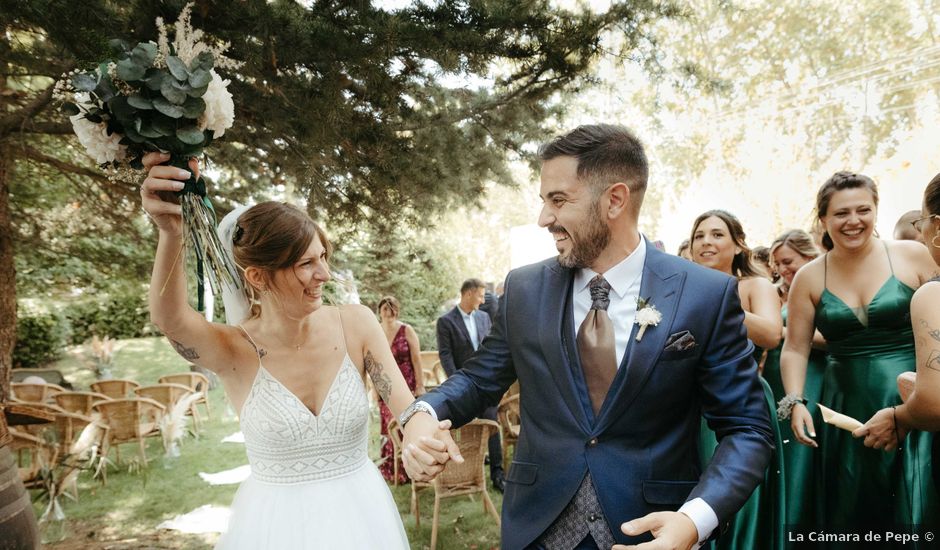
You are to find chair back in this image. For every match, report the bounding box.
[50,411,95,457]
[437,419,498,489]
[90,379,140,400]
[11,383,66,403]
[134,383,193,410]
[54,391,111,416]
[158,372,210,393]
[11,368,74,389]
[92,398,164,444]
[419,351,446,386]
[497,394,520,438]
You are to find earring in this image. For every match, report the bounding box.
[932,234,940,249]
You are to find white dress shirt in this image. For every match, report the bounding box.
[459,307,479,350]
[572,236,717,546]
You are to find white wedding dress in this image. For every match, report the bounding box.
[215,334,409,549]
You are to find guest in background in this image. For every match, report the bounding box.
[766,229,826,539]
[436,278,504,492]
[480,282,499,324]
[856,173,940,491]
[751,245,777,283]
[377,295,425,484]
[690,210,782,350]
[893,209,925,243]
[781,171,939,540]
[677,238,692,260]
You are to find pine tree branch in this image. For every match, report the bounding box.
[0,86,55,139]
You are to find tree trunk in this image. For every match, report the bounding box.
[0,141,15,403]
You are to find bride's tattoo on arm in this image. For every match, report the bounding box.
[171,339,200,361]
[364,351,392,402]
[927,350,940,372]
[920,319,940,343]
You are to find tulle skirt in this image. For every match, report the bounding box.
[215,460,408,549]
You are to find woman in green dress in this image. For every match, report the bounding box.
[690,210,784,550]
[781,172,939,543]
[765,229,827,543]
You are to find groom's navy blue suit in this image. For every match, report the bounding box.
[420,242,774,549]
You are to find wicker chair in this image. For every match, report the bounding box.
[11,367,74,389]
[54,391,111,416]
[135,383,200,432]
[8,428,55,486]
[11,382,66,404]
[386,418,405,486]
[418,351,446,387]
[92,397,165,472]
[90,379,141,400]
[497,393,520,472]
[158,372,211,420]
[412,419,501,549]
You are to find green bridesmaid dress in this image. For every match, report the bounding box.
[763,305,827,543]
[814,247,938,544]
[701,374,786,550]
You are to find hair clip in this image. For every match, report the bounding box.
[233,224,244,244]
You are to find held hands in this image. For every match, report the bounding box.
[790,403,818,448]
[613,511,698,550]
[140,152,198,236]
[400,413,463,482]
[853,407,907,452]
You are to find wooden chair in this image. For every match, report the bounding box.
[386,418,405,486]
[497,393,520,472]
[418,351,446,387]
[158,372,211,420]
[412,419,501,549]
[92,397,165,472]
[8,428,55,486]
[11,382,66,404]
[54,391,111,416]
[11,367,74,390]
[134,383,200,432]
[90,379,140,400]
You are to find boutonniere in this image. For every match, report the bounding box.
[635,297,662,342]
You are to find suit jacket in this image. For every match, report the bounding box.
[480,290,499,323]
[436,306,492,377]
[421,241,774,549]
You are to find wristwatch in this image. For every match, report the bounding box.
[399,400,438,428]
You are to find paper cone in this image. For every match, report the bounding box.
[898,371,916,403]
[818,403,863,432]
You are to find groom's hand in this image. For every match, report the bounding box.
[613,511,698,550]
[401,415,463,481]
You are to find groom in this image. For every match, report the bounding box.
[400,124,773,549]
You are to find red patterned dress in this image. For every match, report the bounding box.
[379,324,417,483]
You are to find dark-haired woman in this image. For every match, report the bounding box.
[140,153,439,549]
[690,210,784,550]
[376,296,425,483]
[781,172,939,539]
[856,172,940,495]
[766,229,826,541]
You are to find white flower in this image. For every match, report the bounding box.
[69,114,127,165]
[198,69,234,138]
[634,301,662,342]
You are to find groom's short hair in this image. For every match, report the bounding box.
[537,124,648,217]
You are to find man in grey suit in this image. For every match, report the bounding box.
[436,278,504,491]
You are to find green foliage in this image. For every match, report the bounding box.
[13,310,68,368]
[62,285,151,345]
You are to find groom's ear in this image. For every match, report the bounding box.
[606,181,631,220]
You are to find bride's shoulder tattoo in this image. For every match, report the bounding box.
[927,350,940,372]
[171,339,200,361]
[364,351,392,402]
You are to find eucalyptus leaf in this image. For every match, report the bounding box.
[108,96,135,124]
[144,71,165,91]
[176,125,206,145]
[192,51,215,72]
[151,115,176,137]
[108,38,131,54]
[94,77,117,102]
[160,78,188,104]
[153,97,185,118]
[138,121,163,139]
[123,125,145,143]
[181,96,206,118]
[61,102,80,116]
[85,113,103,124]
[127,95,154,110]
[166,56,190,81]
[189,69,212,89]
[187,84,209,98]
[72,73,97,92]
[116,58,146,81]
[131,42,158,66]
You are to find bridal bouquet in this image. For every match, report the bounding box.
[55,3,241,308]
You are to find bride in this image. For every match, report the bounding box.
[140,152,454,548]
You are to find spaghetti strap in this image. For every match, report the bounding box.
[823,253,829,288]
[237,324,263,360]
[336,307,350,357]
[883,240,894,274]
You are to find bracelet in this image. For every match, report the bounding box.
[776,393,808,421]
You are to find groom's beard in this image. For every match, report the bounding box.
[553,214,611,270]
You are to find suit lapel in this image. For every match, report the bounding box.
[450,307,473,347]
[538,261,591,432]
[595,245,684,432]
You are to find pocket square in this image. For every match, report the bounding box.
[664,330,697,352]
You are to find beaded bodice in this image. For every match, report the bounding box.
[239,354,370,484]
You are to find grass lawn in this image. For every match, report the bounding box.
[29,336,502,549]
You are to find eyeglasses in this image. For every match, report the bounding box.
[911,214,939,233]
